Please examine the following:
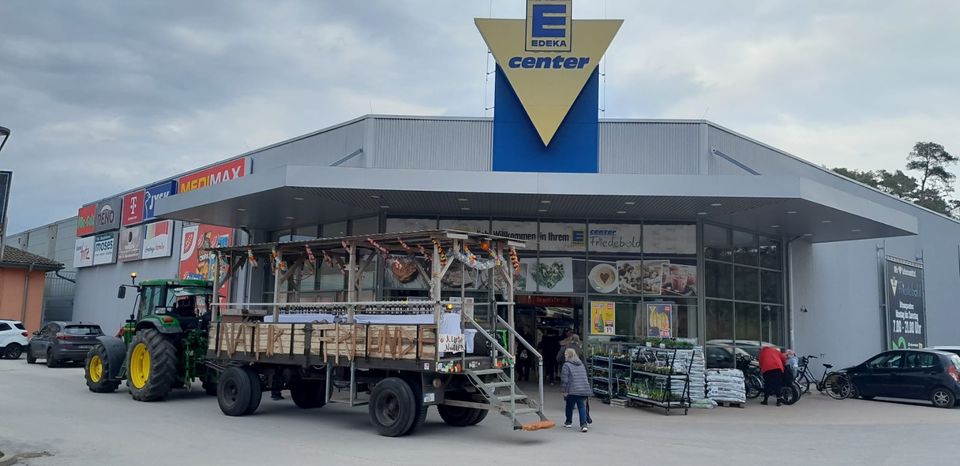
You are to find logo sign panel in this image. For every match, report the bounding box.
[74,236,95,268]
[884,256,925,349]
[118,225,143,262]
[143,180,178,222]
[122,190,145,226]
[94,197,122,233]
[525,0,572,52]
[92,232,117,266]
[178,158,246,194]
[77,204,97,237]
[476,1,621,146]
[142,220,174,260]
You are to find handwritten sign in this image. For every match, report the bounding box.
[439,334,466,354]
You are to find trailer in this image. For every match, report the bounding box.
[204,229,553,436]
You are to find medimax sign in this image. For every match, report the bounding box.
[477,0,622,172]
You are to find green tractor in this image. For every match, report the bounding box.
[84,276,218,401]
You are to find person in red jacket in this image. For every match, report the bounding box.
[757,345,787,406]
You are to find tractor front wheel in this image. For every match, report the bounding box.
[85,344,120,393]
[127,329,178,401]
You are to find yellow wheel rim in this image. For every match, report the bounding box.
[130,343,151,389]
[89,355,103,383]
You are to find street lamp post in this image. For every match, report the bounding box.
[0,126,10,261]
[0,126,9,154]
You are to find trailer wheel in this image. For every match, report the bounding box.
[218,367,261,416]
[290,379,326,409]
[369,377,417,437]
[437,404,485,426]
[85,344,120,393]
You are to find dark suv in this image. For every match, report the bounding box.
[26,322,104,367]
[844,349,960,408]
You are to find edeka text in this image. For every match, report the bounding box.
[508,55,589,69]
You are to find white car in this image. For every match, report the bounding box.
[932,346,960,358]
[0,319,29,359]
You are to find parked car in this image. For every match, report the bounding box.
[0,319,29,359]
[26,322,104,367]
[844,349,960,408]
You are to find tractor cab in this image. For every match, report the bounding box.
[118,278,216,335]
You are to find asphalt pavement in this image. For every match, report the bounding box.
[1,360,957,465]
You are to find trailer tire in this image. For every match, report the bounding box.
[290,379,326,409]
[437,404,485,426]
[369,377,417,437]
[218,367,260,416]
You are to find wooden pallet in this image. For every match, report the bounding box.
[715,400,745,408]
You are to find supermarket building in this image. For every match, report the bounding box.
[11,2,960,369]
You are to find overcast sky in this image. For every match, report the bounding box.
[2,0,958,233]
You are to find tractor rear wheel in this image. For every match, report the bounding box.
[218,366,262,416]
[290,379,326,409]
[85,344,120,393]
[126,329,178,401]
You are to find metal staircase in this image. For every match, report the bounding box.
[462,313,554,431]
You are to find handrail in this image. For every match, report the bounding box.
[496,315,544,413]
[462,312,513,360]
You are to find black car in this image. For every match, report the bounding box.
[844,349,960,408]
[26,322,104,367]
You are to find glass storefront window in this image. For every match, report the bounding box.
[733,266,759,302]
[760,270,783,304]
[322,221,348,237]
[732,230,758,265]
[734,302,761,344]
[761,305,785,346]
[759,236,781,270]
[705,261,733,299]
[703,224,732,261]
[351,217,379,235]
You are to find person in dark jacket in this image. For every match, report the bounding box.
[539,331,561,384]
[560,348,593,432]
[757,345,787,406]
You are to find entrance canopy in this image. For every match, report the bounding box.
[155,166,917,243]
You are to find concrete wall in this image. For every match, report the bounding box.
[0,269,48,332]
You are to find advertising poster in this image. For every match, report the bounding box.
[74,237,94,268]
[527,257,574,292]
[491,220,538,246]
[643,224,697,255]
[143,180,178,221]
[121,190,145,226]
[118,225,143,262]
[76,204,96,236]
[588,224,643,254]
[179,224,233,298]
[538,223,586,252]
[92,232,117,266]
[142,220,174,259]
[616,260,667,295]
[647,303,673,337]
[177,158,246,194]
[94,197,122,233]
[590,301,616,335]
[884,256,926,349]
[661,264,697,296]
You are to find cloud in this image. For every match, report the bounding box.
[1,0,958,233]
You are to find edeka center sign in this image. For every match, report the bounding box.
[476,0,621,173]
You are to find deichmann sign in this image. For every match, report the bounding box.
[178,158,246,194]
[94,197,122,233]
[884,256,926,349]
[92,232,117,266]
[476,0,621,146]
[77,204,96,237]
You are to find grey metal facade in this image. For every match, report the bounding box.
[15,115,960,368]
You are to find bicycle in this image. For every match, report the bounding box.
[795,355,854,400]
[739,356,801,405]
